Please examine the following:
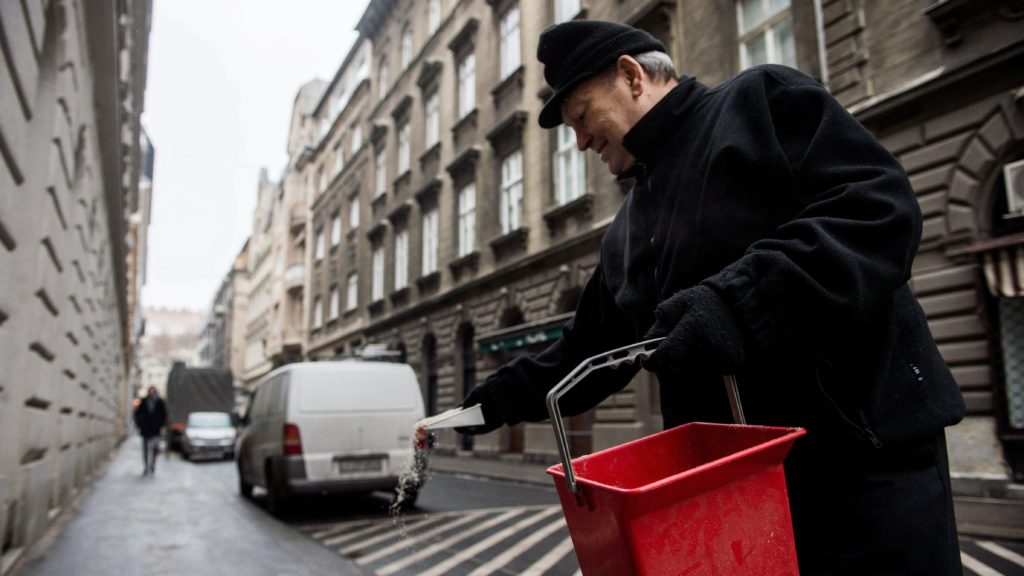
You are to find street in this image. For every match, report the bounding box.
[13,438,1024,576]
[199,450,580,575]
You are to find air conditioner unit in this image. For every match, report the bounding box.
[1006,158,1024,215]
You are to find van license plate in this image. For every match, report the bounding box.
[336,458,383,473]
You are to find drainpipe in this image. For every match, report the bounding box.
[813,0,830,89]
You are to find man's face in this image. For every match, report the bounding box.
[148,387,157,397]
[561,66,644,176]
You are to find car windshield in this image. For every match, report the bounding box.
[187,413,232,428]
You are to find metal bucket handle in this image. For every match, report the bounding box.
[545,338,746,494]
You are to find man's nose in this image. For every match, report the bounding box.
[574,128,590,151]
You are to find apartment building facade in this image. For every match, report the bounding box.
[197,243,247,374]
[298,0,648,458]
[0,0,152,565]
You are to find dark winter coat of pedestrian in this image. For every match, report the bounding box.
[458,20,966,575]
[133,386,167,475]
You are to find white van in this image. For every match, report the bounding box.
[236,361,425,514]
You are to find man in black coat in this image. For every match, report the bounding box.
[459,20,966,575]
[133,386,167,476]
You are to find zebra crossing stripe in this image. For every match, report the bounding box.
[467,512,569,576]
[375,509,524,576]
[323,521,396,548]
[977,540,1024,568]
[418,507,564,576]
[520,533,576,576]
[309,520,374,540]
[962,551,1006,576]
[354,512,485,565]
[340,514,449,556]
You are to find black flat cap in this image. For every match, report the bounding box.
[537,20,666,128]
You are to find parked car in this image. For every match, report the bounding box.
[181,409,236,459]
[181,411,237,461]
[236,361,426,515]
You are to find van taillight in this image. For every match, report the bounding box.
[283,423,303,456]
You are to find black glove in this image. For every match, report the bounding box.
[454,381,506,435]
[643,285,746,374]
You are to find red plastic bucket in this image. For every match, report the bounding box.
[547,422,805,576]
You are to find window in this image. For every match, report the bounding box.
[422,208,439,274]
[329,286,340,320]
[401,25,414,70]
[346,273,358,310]
[312,296,323,328]
[318,118,330,141]
[428,0,441,35]
[554,124,586,204]
[334,145,345,178]
[500,151,523,234]
[737,0,795,69]
[398,120,411,174]
[317,168,326,195]
[457,52,476,119]
[355,54,369,83]
[425,92,440,148]
[315,228,325,260]
[331,213,342,246]
[457,183,476,257]
[394,229,409,290]
[375,148,387,197]
[351,123,363,152]
[554,0,580,23]
[336,88,351,119]
[372,245,385,301]
[499,6,521,80]
[379,61,390,99]
[349,195,360,229]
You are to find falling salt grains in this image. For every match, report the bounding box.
[390,425,431,537]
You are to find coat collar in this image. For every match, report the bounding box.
[622,75,704,171]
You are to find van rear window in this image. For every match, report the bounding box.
[299,367,418,413]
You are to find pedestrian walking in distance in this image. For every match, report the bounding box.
[457,20,966,575]
[133,386,167,476]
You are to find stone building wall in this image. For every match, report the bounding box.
[0,0,149,566]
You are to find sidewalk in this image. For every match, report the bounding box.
[428,450,1024,541]
[12,438,367,576]
[427,452,555,488]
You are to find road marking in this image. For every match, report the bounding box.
[354,512,483,565]
[309,520,374,540]
[977,540,1024,568]
[323,521,395,548]
[467,512,568,576]
[340,514,447,556]
[375,509,524,576]
[418,507,563,576]
[520,533,576,576]
[961,551,1005,576]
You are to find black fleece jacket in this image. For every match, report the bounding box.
[481,65,964,449]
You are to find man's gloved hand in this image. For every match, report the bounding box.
[454,381,506,435]
[643,285,746,374]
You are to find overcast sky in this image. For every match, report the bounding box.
[142,0,369,312]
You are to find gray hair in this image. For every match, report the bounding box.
[633,50,678,83]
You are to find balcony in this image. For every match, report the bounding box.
[284,263,305,292]
[289,206,305,233]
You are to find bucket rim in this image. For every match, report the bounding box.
[546,422,806,495]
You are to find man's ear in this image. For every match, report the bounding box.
[617,55,644,97]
